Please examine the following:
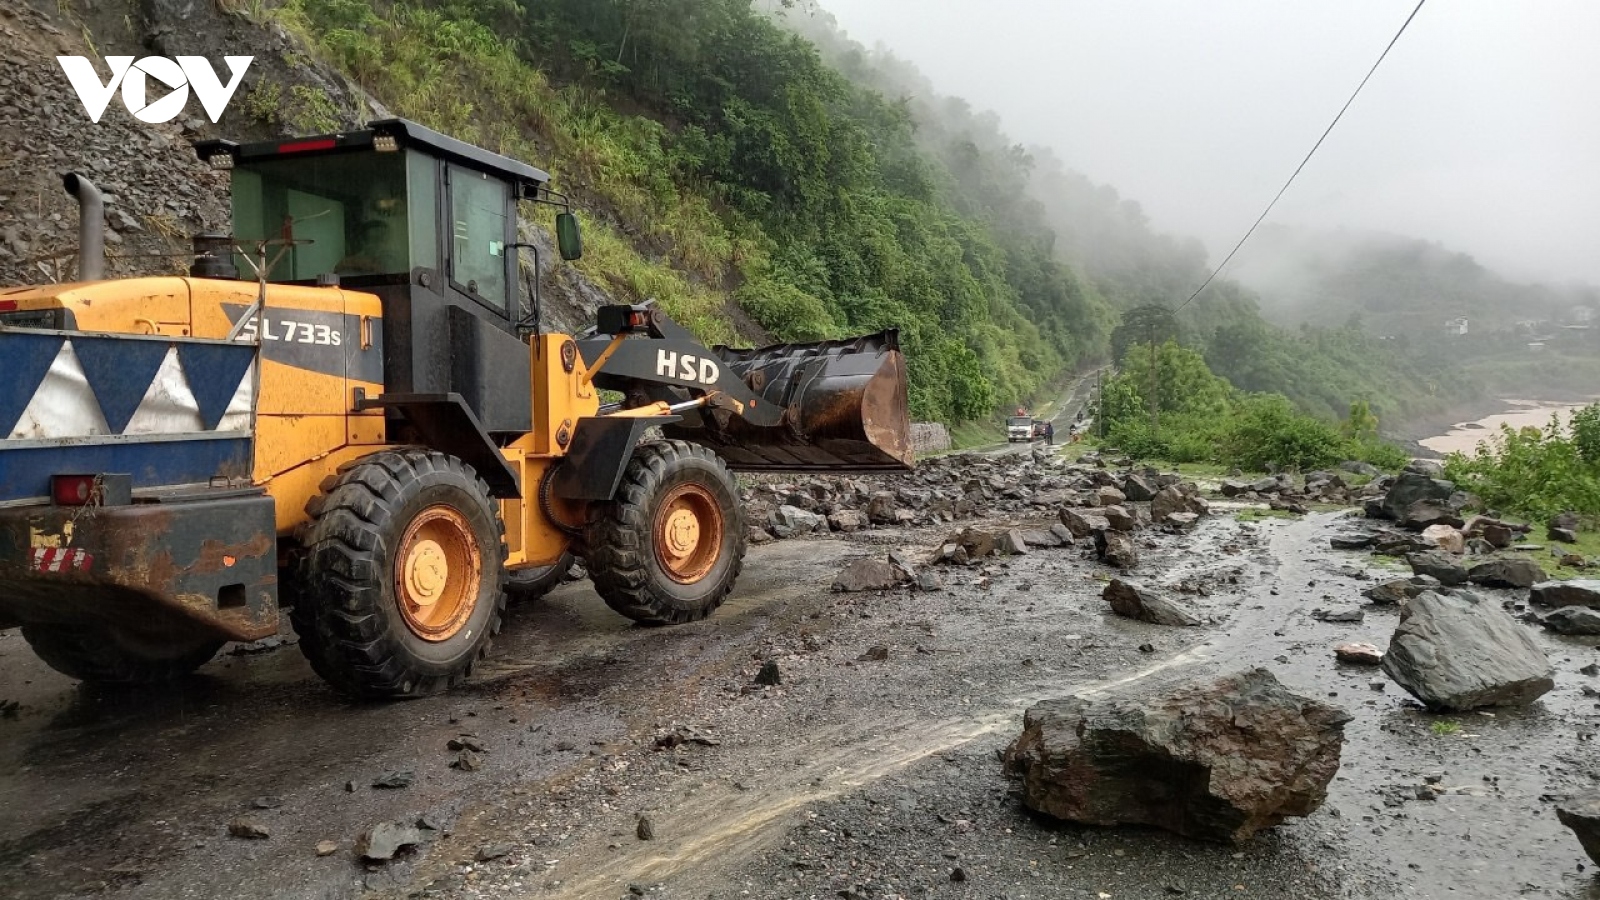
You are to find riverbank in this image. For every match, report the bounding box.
[1387,390,1599,455]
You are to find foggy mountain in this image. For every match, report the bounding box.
[1229,224,1600,336]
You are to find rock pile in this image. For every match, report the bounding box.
[1219,468,1384,509]
[1002,668,1350,844]
[747,453,1214,569]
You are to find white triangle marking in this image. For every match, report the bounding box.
[124,346,205,435]
[8,341,111,439]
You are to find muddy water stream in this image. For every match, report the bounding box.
[1,507,1596,899]
[1239,513,1600,899]
[1422,400,1597,456]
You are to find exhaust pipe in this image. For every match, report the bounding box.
[62,172,104,282]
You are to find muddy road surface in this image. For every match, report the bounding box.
[2,502,1597,900]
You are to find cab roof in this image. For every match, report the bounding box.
[194,118,551,199]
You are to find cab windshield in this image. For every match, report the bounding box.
[1007,417,1032,428]
[230,150,428,282]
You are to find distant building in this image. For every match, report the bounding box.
[1573,305,1595,324]
[1444,317,1469,336]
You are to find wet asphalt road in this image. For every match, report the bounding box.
[1,504,1598,900]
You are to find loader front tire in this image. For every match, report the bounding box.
[586,441,745,625]
[21,625,223,684]
[291,449,507,699]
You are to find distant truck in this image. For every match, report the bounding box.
[1007,415,1036,442]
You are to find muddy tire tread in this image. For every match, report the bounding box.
[21,626,223,684]
[586,440,745,625]
[290,448,507,699]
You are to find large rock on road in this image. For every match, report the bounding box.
[1466,558,1547,589]
[1541,606,1600,635]
[1102,578,1202,626]
[1530,580,1600,609]
[1381,591,1554,711]
[1557,792,1600,865]
[1002,668,1350,844]
[1377,471,1456,522]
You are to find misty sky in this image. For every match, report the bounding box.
[822,1,1600,285]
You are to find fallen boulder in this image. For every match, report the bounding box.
[1166,511,1200,529]
[865,492,898,525]
[1530,579,1600,609]
[1122,474,1159,502]
[1408,551,1468,586]
[1466,558,1547,589]
[1330,532,1378,551]
[1378,472,1456,522]
[1095,485,1128,507]
[1020,527,1067,549]
[1381,591,1555,711]
[996,529,1030,556]
[832,559,910,592]
[770,505,824,538]
[1101,505,1138,532]
[1002,668,1350,844]
[954,526,999,559]
[1420,523,1465,554]
[358,822,425,862]
[1151,484,1208,524]
[1404,500,1465,531]
[1557,792,1600,865]
[827,509,867,533]
[1103,578,1202,626]
[1312,606,1364,624]
[1541,606,1600,635]
[1093,529,1138,570]
[1220,479,1252,498]
[1464,517,1517,549]
[1363,577,1432,606]
[1548,512,1581,544]
[1334,642,1384,665]
[1059,508,1109,539]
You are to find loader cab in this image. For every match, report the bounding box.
[195,120,583,435]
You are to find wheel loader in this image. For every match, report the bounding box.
[0,119,912,698]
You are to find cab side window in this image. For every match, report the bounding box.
[448,165,509,311]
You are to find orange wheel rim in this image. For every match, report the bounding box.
[653,483,724,585]
[395,505,481,642]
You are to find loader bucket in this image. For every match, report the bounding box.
[667,330,914,472]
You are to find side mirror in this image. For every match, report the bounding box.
[556,212,583,261]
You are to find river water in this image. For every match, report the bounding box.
[1420,398,1597,456]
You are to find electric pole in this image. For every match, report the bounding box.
[1148,323,1159,437]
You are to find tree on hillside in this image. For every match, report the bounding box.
[1111,304,1181,364]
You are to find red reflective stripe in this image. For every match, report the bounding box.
[0,299,17,311]
[277,138,338,154]
[30,548,93,573]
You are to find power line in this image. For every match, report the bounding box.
[1176,0,1427,312]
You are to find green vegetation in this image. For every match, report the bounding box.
[274,0,1100,420]
[946,420,1004,452]
[1096,340,1408,472]
[1442,403,1600,522]
[263,0,1497,443]
[1430,720,1462,737]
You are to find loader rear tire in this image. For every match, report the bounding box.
[21,625,223,684]
[586,441,745,625]
[291,449,507,699]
